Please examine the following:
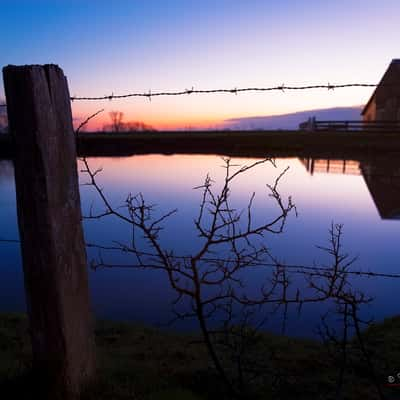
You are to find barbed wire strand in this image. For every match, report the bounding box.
[0,82,386,108]
[1,238,400,280]
[70,83,379,102]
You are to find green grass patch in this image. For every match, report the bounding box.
[1,313,400,399]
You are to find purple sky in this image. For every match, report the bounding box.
[0,0,399,129]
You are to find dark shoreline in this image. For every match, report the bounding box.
[2,130,400,160]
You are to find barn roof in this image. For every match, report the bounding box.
[361,59,400,115]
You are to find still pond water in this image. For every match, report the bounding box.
[1,154,399,338]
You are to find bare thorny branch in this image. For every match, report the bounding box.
[0,108,394,398]
[318,298,385,400]
[75,109,105,135]
[0,105,396,398]
[79,146,393,398]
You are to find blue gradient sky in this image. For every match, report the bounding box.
[0,0,399,128]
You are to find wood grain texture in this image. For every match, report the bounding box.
[3,64,95,399]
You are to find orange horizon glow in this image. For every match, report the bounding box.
[71,102,365,131]
[73,112,226,131]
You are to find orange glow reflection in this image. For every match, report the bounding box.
[79,155,373,217]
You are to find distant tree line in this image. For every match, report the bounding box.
[0,106,156,135]
[102,111,156,133]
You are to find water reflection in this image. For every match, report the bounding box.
[361,157,400,220]
[299,158,360,176]
[300,155,400,221]
[1,153,400,337]
[0,160,14,183]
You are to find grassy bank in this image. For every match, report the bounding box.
[78,131,400,158]
[76,130,400,159]
[3,130,400,159]
[1,313,400,399]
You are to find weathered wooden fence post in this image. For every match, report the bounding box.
[3,65,95,398]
